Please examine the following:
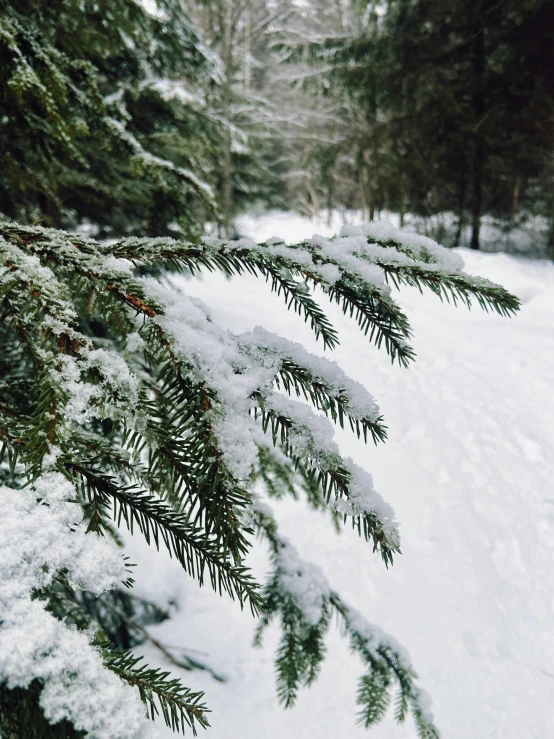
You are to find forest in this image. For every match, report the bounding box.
[2,0,553,253]
[0,2,552,739]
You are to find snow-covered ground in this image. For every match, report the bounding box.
[129,211,554,739]
[236,208,552,258]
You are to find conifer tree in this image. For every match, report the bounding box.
[0,0,220,237]
[298,0,554,249]
[0,217,519,737]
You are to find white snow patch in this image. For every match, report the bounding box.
[0,473,156,738]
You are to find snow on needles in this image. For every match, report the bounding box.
[338,221,465,273]
[239,326,381,423]
[1,234,143,430]
[143,277,276,479]
[272,538,422,707]
[139,78,205,110]
[141,223,408,536]
[276,538,331,626]
[143,278,397,540]
[335,458,398,545]
[0,473,157,738]
[259,393,398,543]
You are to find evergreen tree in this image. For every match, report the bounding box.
[300,0,554,250]
[0,0,220,237]
[0,216,519,737]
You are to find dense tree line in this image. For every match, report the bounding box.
[1,0,552,244]
[286,0,554,252]
[0,0,228,237]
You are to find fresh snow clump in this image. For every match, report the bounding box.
[0,473,157,739]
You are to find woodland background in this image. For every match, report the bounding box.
[2,0,553,256]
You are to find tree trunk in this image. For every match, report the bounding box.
[399,179,405,228]
[454,154,467,247]
[243,0,251,90]
[305,177,319,219]
[470,136,485,250]
[222,1,234,238]
[359,164,367,221]
[548,207,554,261]
[470,25,486,251]
[361,150,374,221]
[327,172,334,226]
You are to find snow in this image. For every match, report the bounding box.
[239,325,381,421]
[341,221,465,273]
[49,349,141,425]
[0,473,156,739]
[141,278,268,479]
[275,539,332,627]
[140,78,205,110]
[0,237,77,325]
[263,390,339,459]
[107,118,214,201]
[335,457,398,544]
[311,233,389,290]
[1,233,142,428]
[123,211,554,739]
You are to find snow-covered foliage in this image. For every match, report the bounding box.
[0,219,518,737]
[107,118,215,203]
[0,474,156,739]
[0,0,221,237]
[139,78,206,110]
[253,503,435,735]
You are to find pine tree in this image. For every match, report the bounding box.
[299,0,554,250]
[0,216,519,737]
[0,0,220,237]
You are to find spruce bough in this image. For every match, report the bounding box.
[0,220,519,738]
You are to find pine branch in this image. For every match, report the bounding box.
[68,464,261,613]
[382,262,520,316]
[139,350,254,559]
[257,261,340,349]
[253,507,439,737]
[2,225,410,361]
[102,649,210,736]
[332,596,439,737]
[252,444,331,513]
[253,400,398,563]
[118,237,341,348]
[0,220,517,737]
[274,358,387,444]
[326,278,415,365]
[356,669,392,727]
[2,223,519,368]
